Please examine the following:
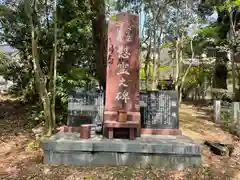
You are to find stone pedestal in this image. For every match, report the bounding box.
[104,13,141,138]
[41,132,202,170]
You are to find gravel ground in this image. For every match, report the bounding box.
[0,97,240,180]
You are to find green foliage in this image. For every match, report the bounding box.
[162,41,174,48]
[28,105,45,125]
[220,111,232,127]
[197,26,219,38]
[0,0,97,125]
[111,14,118,21]
[181,64,212,89]
[217,0,240,11]
[139,65,145,80]
[0,52,10,73]
[211,88,233,102]
[26,140,41,152]
[232,0,240,6]
[0,0,239,126]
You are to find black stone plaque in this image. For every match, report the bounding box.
[140,92,148,127]
[67,88,104,127]
[140,90,179,129]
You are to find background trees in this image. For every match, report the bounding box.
[0,0,239,134]
[0,0,96,135]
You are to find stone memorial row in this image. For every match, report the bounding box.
[66,13,180,136]
[67,89,179,130]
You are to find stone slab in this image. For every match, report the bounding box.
[41,133,202,170]
[41,132,202,155]
[43,151,201,170]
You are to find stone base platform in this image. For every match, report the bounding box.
[41,133,202,170]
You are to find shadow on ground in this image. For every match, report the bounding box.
[0,96,240,180]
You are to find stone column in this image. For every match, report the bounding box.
[104,13,141,138]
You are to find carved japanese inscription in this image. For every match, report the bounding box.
[105,13,140,112]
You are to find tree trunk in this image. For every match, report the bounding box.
[144,42,151,90]
[178,34,184,102]
[89,0,107,89]
[179,38,194,106]
[213,51,228,89]
[151,30,157,90]
[229,7,237,100]
[42,95,52,135]
[151,56,157,90]
[213,10,228,89]
[51,0,57,131]
[27,0,54,136]
[32,34,53,136]
[175,36,180,90]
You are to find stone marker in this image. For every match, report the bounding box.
[214,100,221,123]
[231,102,240,136]
[140,91,181,135]
[232,102,240,123]
[104,12,141,139]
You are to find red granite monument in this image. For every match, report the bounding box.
[103,13,141,139]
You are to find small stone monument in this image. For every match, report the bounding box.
[104,12,141,139]
[232,102,240,123]
[231,102,240,136]
[65,88,104,132]
[214,100,221,123]
[140,91,181,135]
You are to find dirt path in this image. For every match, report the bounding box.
[0,97,240,180]
[180,105,240,180]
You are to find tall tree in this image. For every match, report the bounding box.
[24,0,56,135]
[89,0,107,89]
[198,0,240,90]
[0,0,95,131]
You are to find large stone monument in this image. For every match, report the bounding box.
[104,13,141,139]
[41,13,202,170]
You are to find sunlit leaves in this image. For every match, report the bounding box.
[111,14,118,21]
[162,41,174,48]
[216,0,240,12]
[182,64,213,88]
[197,26,219,37]
[232,0,240,6]
[0,51,10,74]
